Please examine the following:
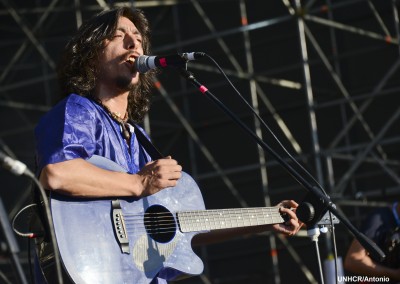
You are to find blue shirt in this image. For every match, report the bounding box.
[34,94,168,284]
[35,94,151,174]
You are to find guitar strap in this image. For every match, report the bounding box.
[132,122,164,160]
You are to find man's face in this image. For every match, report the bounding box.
[97,16,144,92]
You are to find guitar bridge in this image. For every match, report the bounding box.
[112,200,130,254]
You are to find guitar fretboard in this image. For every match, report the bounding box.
[177,207,284,233]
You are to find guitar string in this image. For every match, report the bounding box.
[119,211,284,235]
[122,214,284,225]
[123,219,284,231]
[124,216,283,225]
[122,211,283,222]
[124,213,282,220]
[124,216,284,228]
[122,207,281,219]
[124,218,284,230]
[117,208,283,237]
[123,222,285,235]
[123,216,285,235]
[122,211,283,221]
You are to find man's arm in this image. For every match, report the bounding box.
[39,157,182,198]
[41,159,301,243]
[344,239,400,281]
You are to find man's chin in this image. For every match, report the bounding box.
[115,76,138,90]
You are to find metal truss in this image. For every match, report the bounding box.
[0,0,399,283]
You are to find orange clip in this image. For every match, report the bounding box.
[385,36,393,44]
[270,249,278,257]
[154,81,162,89]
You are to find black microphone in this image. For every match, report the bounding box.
[0,151,32,176]
[135,52,205,73]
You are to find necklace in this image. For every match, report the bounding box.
[94,98,131,141]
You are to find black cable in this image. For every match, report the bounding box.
[0,151,64,284]
[202,53,329,197]
[12,204,41,238]
[26,172,64,284]
[28,238,34,284]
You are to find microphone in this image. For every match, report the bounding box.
[135,52,205,73]
[0,151,32,176]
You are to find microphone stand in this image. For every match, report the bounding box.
[308,225,324,283]
[177,68,385,278]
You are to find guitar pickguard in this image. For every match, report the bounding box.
[132,234,179,272]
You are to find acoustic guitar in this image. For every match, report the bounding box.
[50,155,285,283]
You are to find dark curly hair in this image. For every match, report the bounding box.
[57,7,156,123]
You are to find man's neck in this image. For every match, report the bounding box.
[95,86,129,116]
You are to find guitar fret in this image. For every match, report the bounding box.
[190,211,195,231]
[195,211,201,230]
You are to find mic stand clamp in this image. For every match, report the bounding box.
[298,194,340,284]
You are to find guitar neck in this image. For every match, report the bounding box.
[177,207,284,233]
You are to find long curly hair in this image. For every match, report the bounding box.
[57,7,156,123]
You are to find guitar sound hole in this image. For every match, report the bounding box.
[144,205,176,243]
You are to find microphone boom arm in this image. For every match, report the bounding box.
[178,68,386,263]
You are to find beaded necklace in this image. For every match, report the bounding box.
[94,98,131,141]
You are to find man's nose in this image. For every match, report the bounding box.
[126,35,137,50]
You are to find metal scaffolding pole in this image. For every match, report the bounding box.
[0,0,60,83]
[240,1,280,283]
[295,0,324,186]
[333,107,400,195]
[0,0,56,70]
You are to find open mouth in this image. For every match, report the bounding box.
[125,55,137,72]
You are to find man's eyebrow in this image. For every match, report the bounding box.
[116,26,142,37]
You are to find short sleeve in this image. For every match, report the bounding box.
[35,95,97,172]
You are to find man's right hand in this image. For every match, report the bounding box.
[137,156,182,197]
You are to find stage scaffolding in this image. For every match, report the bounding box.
[0,0,399,283]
